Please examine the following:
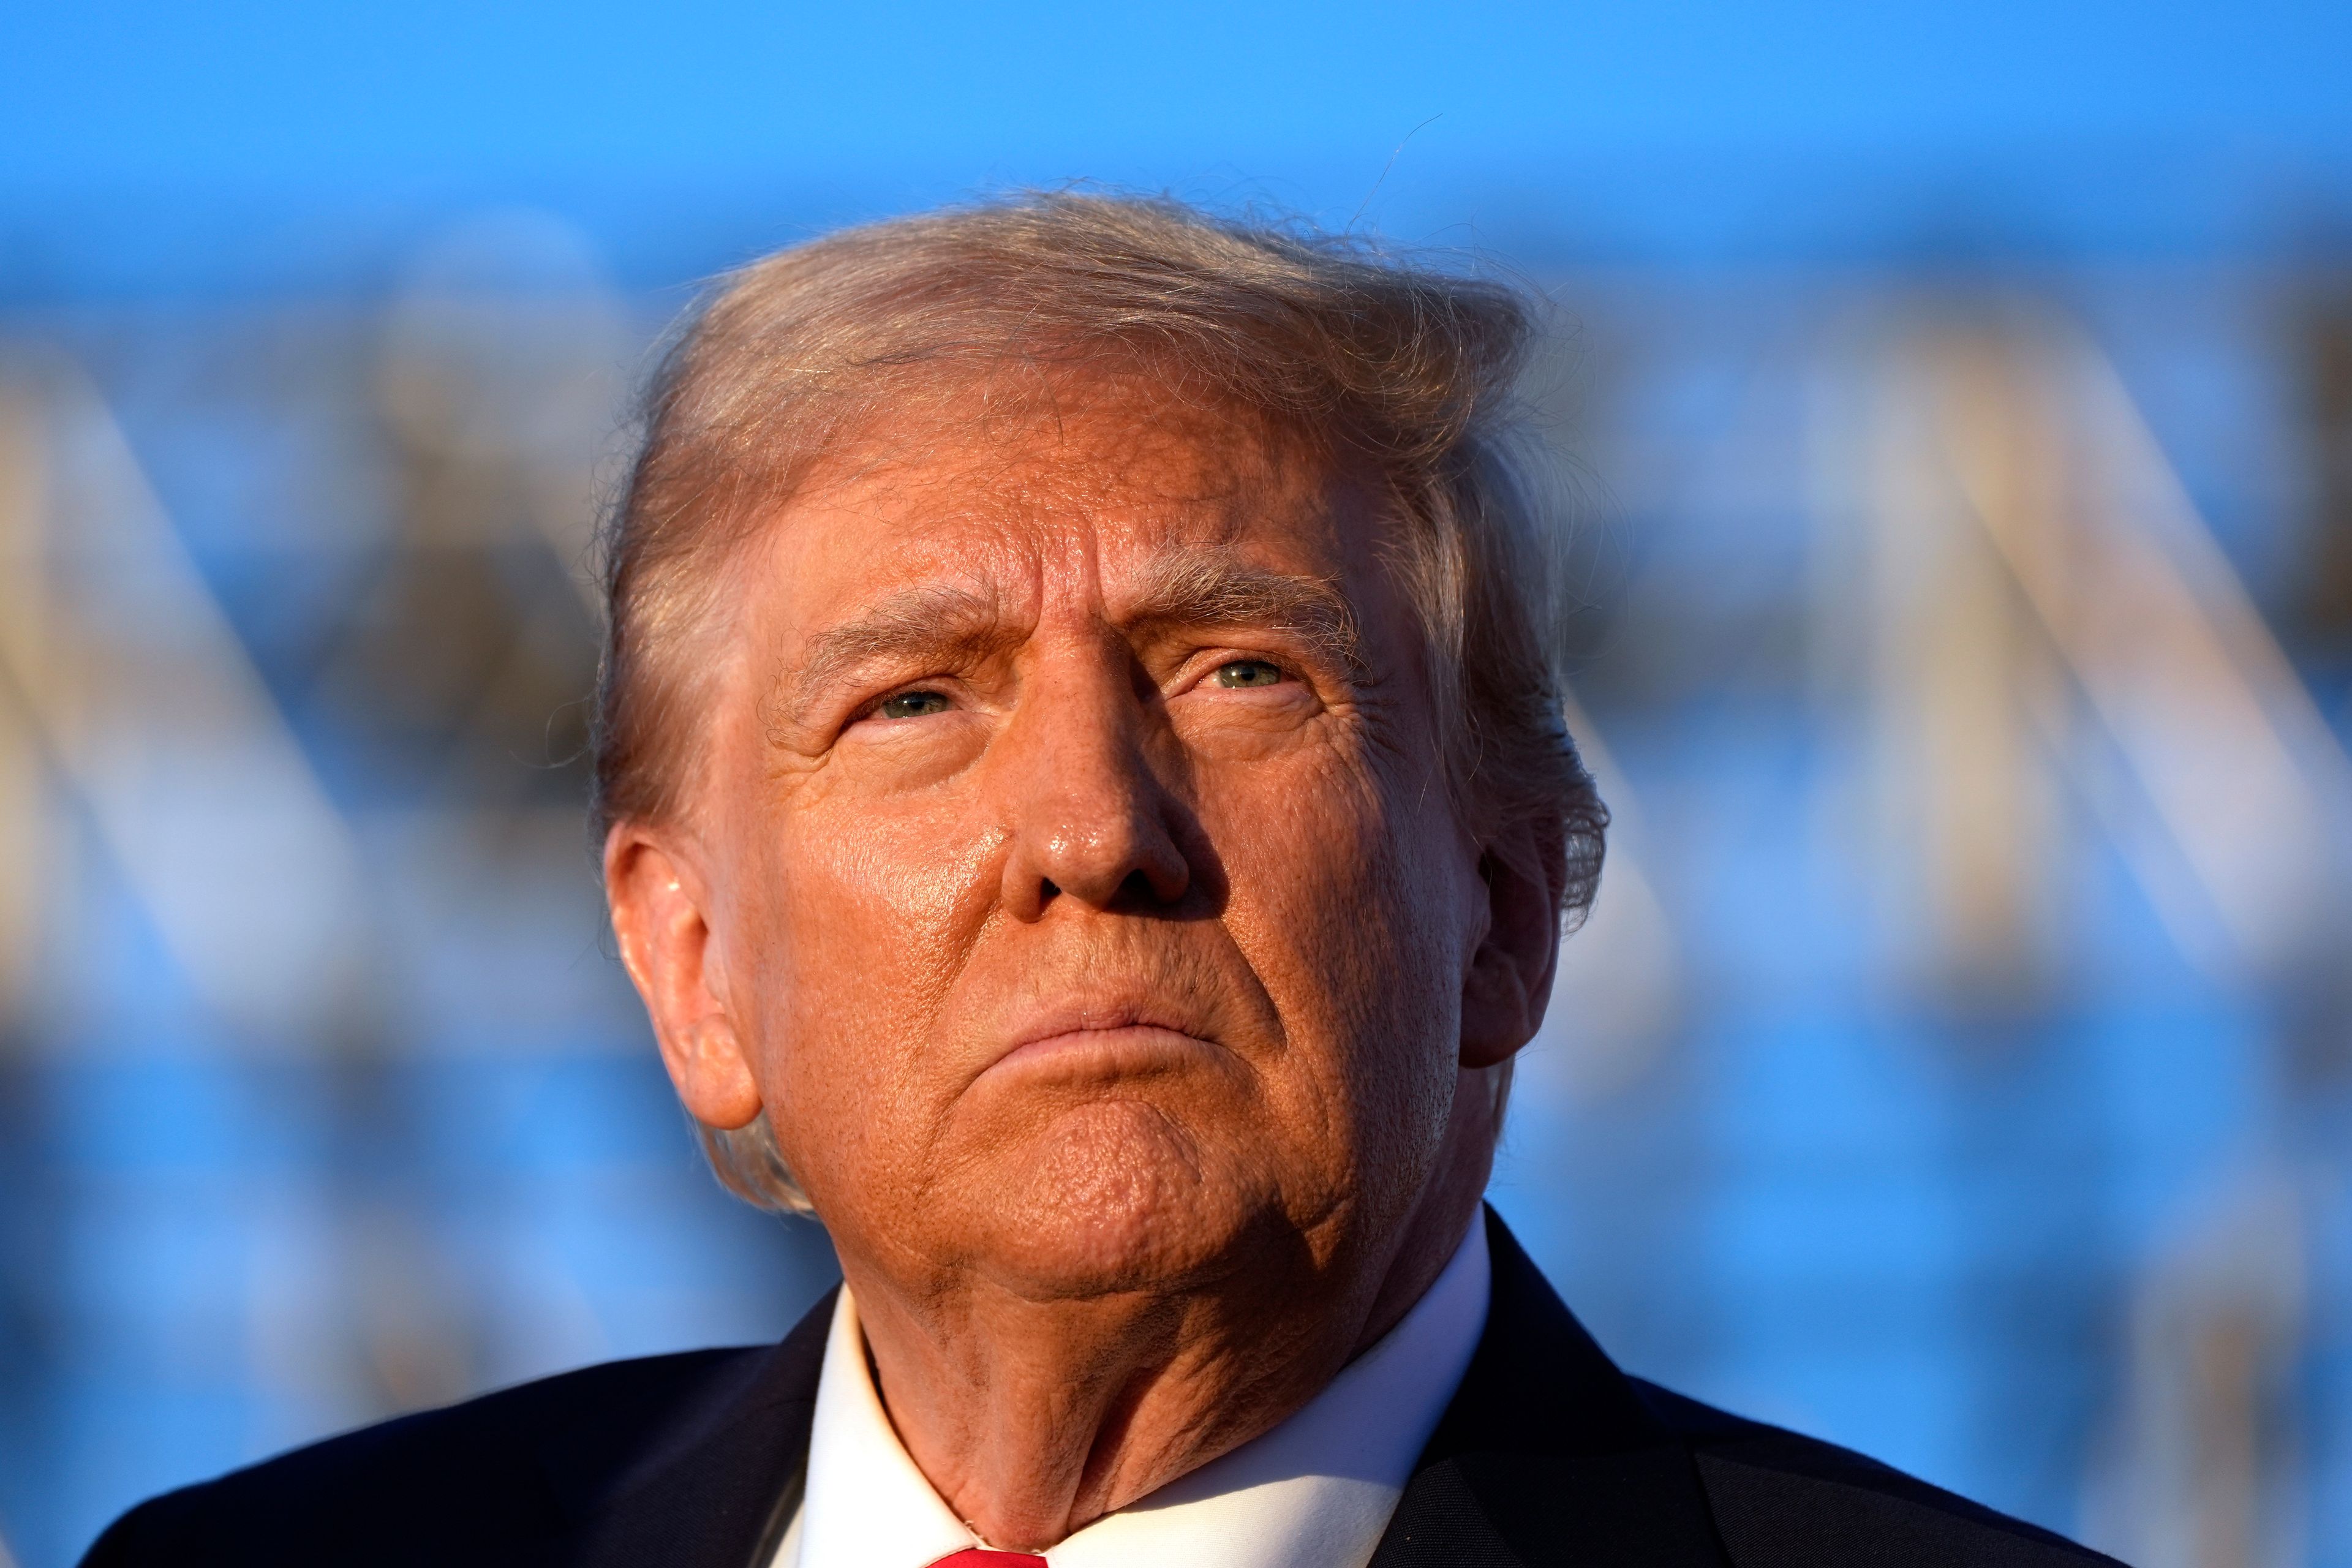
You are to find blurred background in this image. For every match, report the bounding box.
[4,2,2352,1562]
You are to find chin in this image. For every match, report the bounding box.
[963,1098,1276,1298]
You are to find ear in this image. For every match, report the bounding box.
[604,821,763,1130]
[1458,824,1567,1070]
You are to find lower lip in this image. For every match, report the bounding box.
[984,1025,1218,1084]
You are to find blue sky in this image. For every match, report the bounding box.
[8,0,2352,292]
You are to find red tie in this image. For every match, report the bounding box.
[927,1554,1048,1568]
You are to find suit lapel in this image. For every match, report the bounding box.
[542,1287,837,1568]
[1367,1211,1728,1567]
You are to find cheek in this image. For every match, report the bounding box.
[732,790,1000,1184]
[1203,747,1474,1157]
[1215,738,1468,976]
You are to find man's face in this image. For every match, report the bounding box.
[682,374,1491,1297]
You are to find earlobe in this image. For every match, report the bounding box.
[1458,836,1567,1070]
[604,823,765,1130]
[673,1017,763,1130]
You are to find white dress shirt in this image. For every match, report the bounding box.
[774,1216,1490,1568]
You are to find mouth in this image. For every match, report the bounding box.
[982,1005,1226,1087]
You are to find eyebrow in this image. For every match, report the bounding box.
[775,582,1011,731]
[1118,551,1368,677]
[772,551,1369,731]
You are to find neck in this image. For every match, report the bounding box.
[839,1065,1501,1552]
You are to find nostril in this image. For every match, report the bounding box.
[1039,878,1061,902]
[1115,867,1178,908]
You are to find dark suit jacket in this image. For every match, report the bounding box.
[83,1209,2121,1566]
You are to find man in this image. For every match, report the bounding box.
[85,195,2117,1567]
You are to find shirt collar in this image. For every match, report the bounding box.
[782,1217,1490,1568]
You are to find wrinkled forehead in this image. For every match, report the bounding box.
[744,369,1391,633]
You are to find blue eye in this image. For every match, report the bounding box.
[876,690,951,720]
[1213,660,1284,689]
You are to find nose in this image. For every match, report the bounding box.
[992,659,1193,921]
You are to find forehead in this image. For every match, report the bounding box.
[751,372,1373,619]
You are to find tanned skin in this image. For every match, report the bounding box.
[605,370,1566,1551]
